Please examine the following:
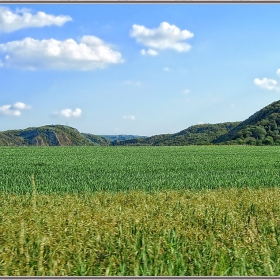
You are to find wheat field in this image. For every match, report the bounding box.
[1,146,280,275]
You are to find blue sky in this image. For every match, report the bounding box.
[1,4,280,136]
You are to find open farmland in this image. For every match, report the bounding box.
[1,146,280,276]
[1,146,280,194]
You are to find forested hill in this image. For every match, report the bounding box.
[1,99,280,146]
[111,122,241,146]
[213,100,280,145]
[0,125,110,146]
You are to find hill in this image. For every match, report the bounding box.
[213,100,280,145]
[0,125,110,146]
[1,100,280,146]
[112,122,241,146]
[98,135,147,141]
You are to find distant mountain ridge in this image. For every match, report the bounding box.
[1,99,280,146]
[98,135,147,142]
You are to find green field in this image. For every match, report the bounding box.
[1,146,280,276]
[1,146,280,194]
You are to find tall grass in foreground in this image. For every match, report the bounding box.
[1,188,280,276]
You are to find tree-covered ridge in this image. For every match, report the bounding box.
[0,125,109,146]
[214,100,280,145]
[81,133,111,146]
[1,99,280,146]
[112,122,241,146]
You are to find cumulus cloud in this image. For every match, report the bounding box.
[164,67,170,71]
[0,102,31,116]
[54,108,82,118]
[140,49,158,56]
[131,22,193,52]
[254,78,280,91]
[13,101,31,109]
[0,105,21,116]
[277,69,280,76]
[0,36,123,70]
[183,89,190,94]
[0,6,72,33]
[123,115,135,120]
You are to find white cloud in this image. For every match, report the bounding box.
[123,115,135,120]
[277,69,280,76]
[0,36,123,70]
[0,59,2,67]
[0,6,72,33]
[54,108,82,118]
[183,89,190,94]
[164,67,170,71]
[140,49,158,56]
[0,105,21,116]
[131,22,193,52]
[254,78,280,91]
[0,102,30,116]
[13,102,31,109]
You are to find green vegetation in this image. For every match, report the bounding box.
[0,125,110,146]
[214,100,280,145]
[113,122,241,146]
[116,100,280,146]
[2,188,280,276]
[99,135,147,142]
[2,100,280,146]
[81,133,111,146]
[1,146,280,194]
[1,146,280,276]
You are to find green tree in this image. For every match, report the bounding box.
[251,126,266,140]
[263,136,274,145]
[246,137,256,145]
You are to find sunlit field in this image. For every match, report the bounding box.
[1,146,280,194]
[1,146,280,276]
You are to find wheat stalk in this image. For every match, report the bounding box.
[31,174,36,212]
